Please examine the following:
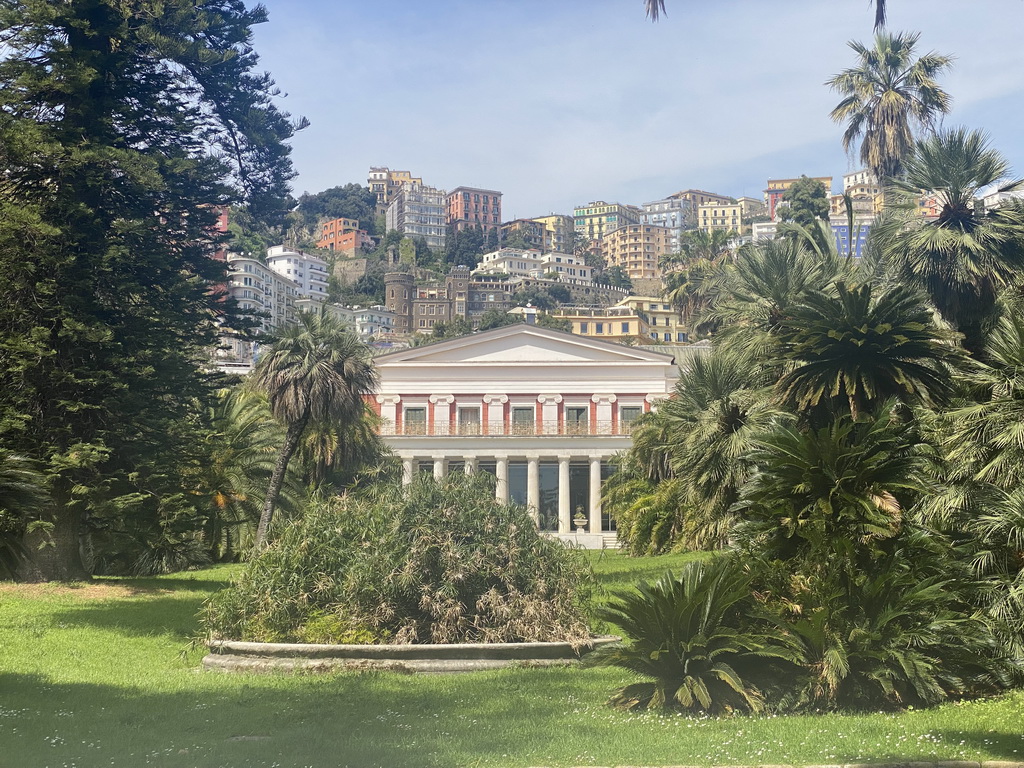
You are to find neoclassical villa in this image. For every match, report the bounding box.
[368,324,680,546]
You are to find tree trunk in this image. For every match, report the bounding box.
[254,416,308,549]
[18,502,91,582]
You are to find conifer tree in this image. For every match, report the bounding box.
[0,0,298,580]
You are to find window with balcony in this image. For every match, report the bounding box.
[404,407,426,435]
[565,406,589,434]
[457,407,481,435]
[511,407,535,435]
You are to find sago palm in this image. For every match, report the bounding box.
[249,311,378,547]
[588,556,797,712]
[874,128,1024,354]
[737,406,937,567]
[775,282,960,421]
[827,31,952,183]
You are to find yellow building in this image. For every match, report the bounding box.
[697,202,743,233]
[532,214,575,254]
[600,224,672,280]
[368,167,423,211]
[551,305,651,343]
[573,201,642,244]
[830,182,883,219]
[613,296,689,343]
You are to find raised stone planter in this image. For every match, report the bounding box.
[203,636,619,674]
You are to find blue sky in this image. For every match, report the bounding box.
[252,0,1024,218]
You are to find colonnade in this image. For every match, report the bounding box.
[399,453,608,534]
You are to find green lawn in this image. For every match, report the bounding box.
[1,552,1022,768]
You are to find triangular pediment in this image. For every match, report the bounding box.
[375,325,675,366]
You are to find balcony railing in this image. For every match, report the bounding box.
[379,420,638,437]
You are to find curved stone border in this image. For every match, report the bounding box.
[203,635,620,674]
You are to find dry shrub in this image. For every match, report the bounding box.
[204,473,594,645]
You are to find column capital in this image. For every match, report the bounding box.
[429,394,454,405]
[645,393,668,404]
[483,393,508,404]
[376,394,401,405]
[537,393,563,404]
[591,393,617,404]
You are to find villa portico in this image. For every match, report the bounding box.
[370,325,679,543]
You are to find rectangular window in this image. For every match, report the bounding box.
[511,407,535,435]
[404,407,427,435]
[580,322,588,333]
[596,323,604,334]
[458,407,481,435]
[620,406,643,431]
[565,406,589,435]
[621,322,629,333]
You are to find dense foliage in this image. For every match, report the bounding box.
[600,128,1024,711]
[204,474,594,645]
[0,0,299,580]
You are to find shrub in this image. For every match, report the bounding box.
[203,473,594,645]
[586,556,797,713]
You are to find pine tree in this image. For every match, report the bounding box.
[0,0,298,580]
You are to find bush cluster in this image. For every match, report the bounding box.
[203,474,593,645]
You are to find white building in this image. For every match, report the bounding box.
[370,324,678,546]
[323,304,397,340]
[474,248,593,286]
[266,245,329,304]
[385,182,447,249]
[217,253,301,370]
[640,197,693,252]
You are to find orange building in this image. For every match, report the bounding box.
[447,186,502,235]
[317,217,374,253]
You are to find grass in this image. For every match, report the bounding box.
[0,552,1021,768]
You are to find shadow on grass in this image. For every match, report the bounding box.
[50,595,210,641]
[0,669,607,768]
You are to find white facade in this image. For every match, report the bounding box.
[266,245,329,303]
[217,253,301,369]
[843,169,877,191]
[474,248,593,285]
[371,325,678,544]
[640,197,693,252]
[324,304,397,340]
[385,183,447,249]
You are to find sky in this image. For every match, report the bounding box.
[252,0,1024,219]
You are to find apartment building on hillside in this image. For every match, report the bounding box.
[600,224,673,280]
[573,201,642,245]
[385,183,447,250]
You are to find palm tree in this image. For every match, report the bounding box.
[701,238,843,356]
[874,128,1024,354]
[0,451,46,578]
[736,405,936,567]
[827,31,952,183]
[605,345,782,553]
[775,282,960,421]
[249,311,378,548]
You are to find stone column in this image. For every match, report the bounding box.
[432,456,446,481]
[527,456,540,525]
[464,457,476,475]
[558,456,571,534]
[402,458,415,486]
[589,457,603,533]
[646,393,668,413]
[495,457,509,502]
